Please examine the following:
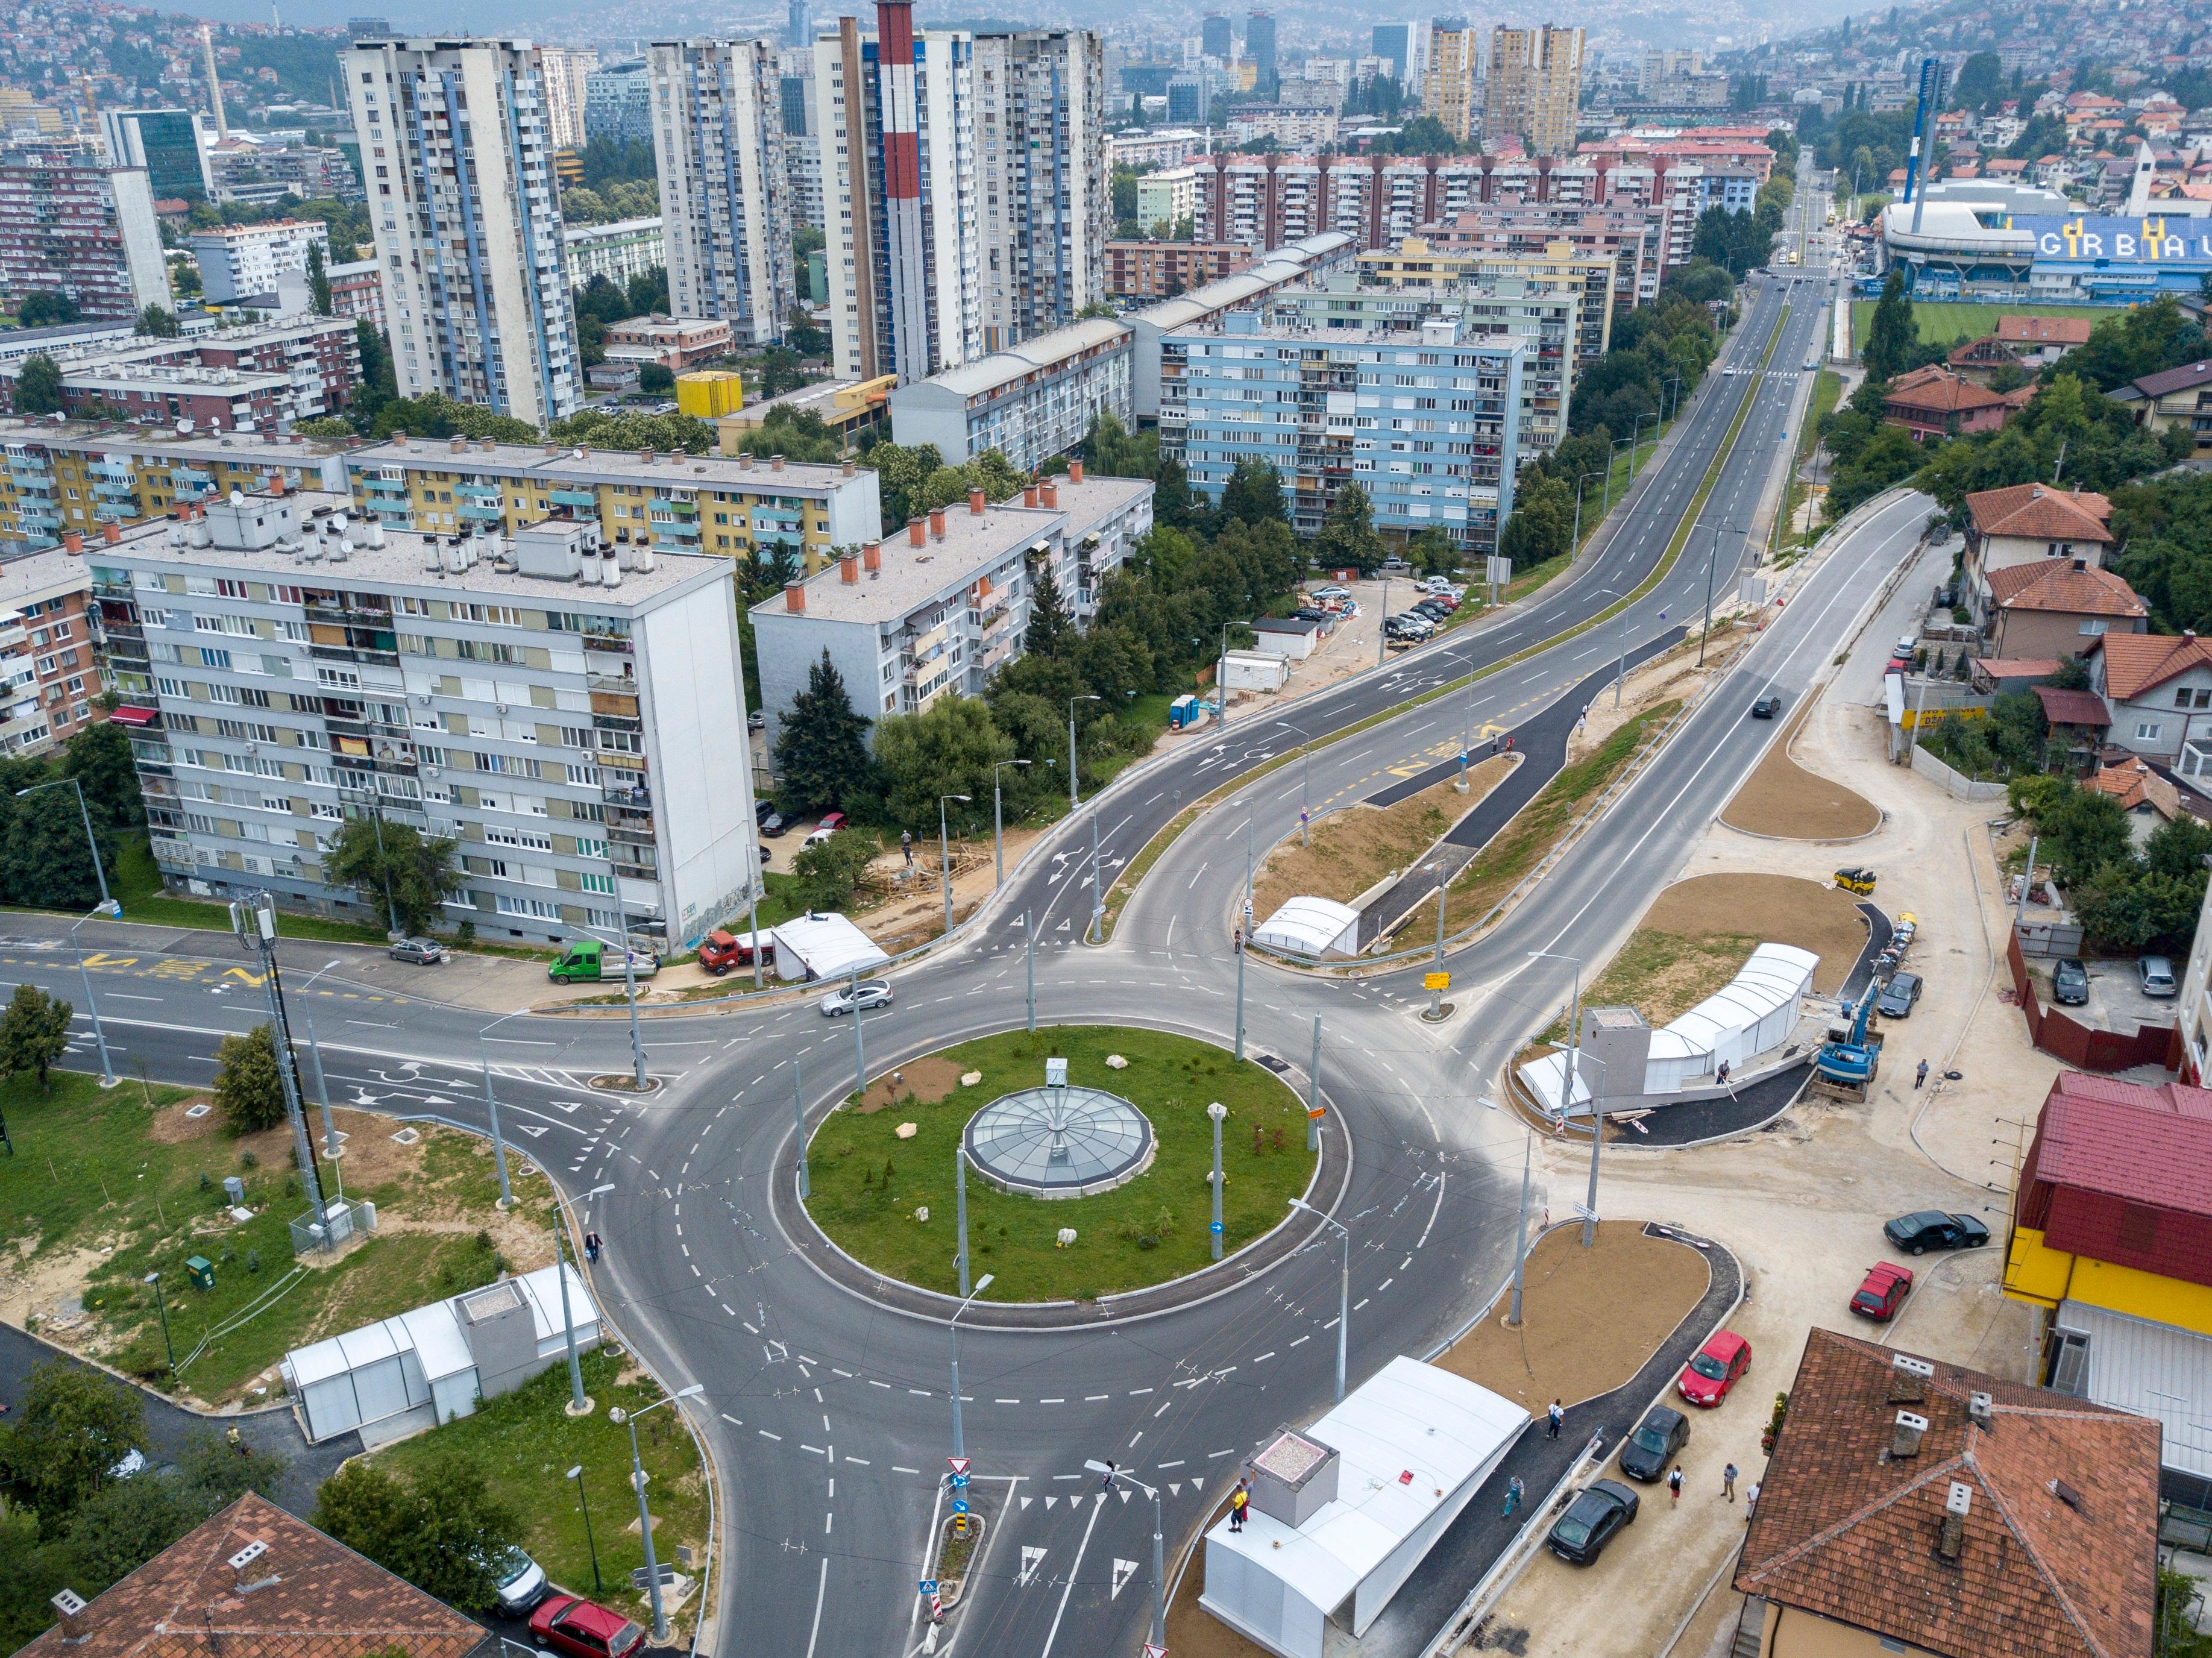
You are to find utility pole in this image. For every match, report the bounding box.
[793,1057,809,1199]
[1089,809,1105,945]
[1024,909,1036,1032]
[1207,1102,1228,1259]
[231,894,326,1223]
[849,968,867,1098]
[1507,1126,1532,1326]
[954,1144,970,1298]
[1307,1015,1322,1152]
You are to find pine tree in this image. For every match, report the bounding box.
[1313,483,1384,576]
[1218,458,1287,527]
[773,650,874,816]
[307,242,332,316]
[1864,272,1918,382]
[1025,565,1072,656]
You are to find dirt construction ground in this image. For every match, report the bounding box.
[1718,701,1881,840]
[1252,755,1515,918]
[1478,538,2058,1658]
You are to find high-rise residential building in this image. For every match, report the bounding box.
[0,316,362,429]
[563,217,667,290]
[814,1,981,385]
[1201,14,1233,61]
[584,58,653,146]
[0,545,102,757]
[1166,75,1210,126]
[187,218,330,304]
[648,40,796,347]
[94,490,764,947]
[973,28,1108,352]
[1423,20,1481,144]
[99,109,210,204]
[1485,24,1584,156]
[0,146,171,322]
[787,0,812,48]
[1245,11,1277,79]
[343,39,583,427]
[888,318,1133,473]
[539,48,600,150]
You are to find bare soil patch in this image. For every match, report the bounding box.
[146,1094,221,1144]
[1431,1220,1710,1412]
[1635,873,1866,997]
[1252,755,1515,919]
[853,1055,967,1114]
[1720,703,1879,840]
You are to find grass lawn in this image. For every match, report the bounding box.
[803,1026,1313,1302]
[90,833,397,945]
[1781,369,1845,552]
[1539,928,1761,1043]
[372,1346,709,1626]
[1,1069,551,1403]
[1254,756,1515,919]
[1850,300,2107,353]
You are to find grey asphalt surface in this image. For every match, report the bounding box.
[0,251,1931,1658]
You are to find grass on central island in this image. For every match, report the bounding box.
[803,1026,1315,1303]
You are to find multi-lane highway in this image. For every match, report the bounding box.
[4,258,1924,1658]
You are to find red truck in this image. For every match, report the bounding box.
[697,929,773,975]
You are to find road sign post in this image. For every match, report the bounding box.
[1424,969,1450,1019]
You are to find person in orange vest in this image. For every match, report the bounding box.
[1229,1479,1251,1533]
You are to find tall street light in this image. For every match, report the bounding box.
[1571,469,1606,555]
[288,958,345,1175]
[991,759,1029,885]
[938,793,971,937]
[143,1269,175,1374]
[1207,1101,1228,1259]
[1629,410,1656,479]
[69,899,122,1087]
[1067,694,1101,807]
[474,1010,524,1208]
[17,777,115,916]
[1287,1198,1350,1402]
[1529,949,1602,1247]
[1086,1461,1166,1649]
[1699,524,1741,667]
[608,1381,704,1644]
[947,1273,994,1463]
[567,1464,603,1593]
[1277,718,1312,843]
[1216,619,1250,729]
[585,880,650,1089]
[552,1181,614,1415]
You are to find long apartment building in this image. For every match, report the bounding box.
[562,217,667,290]
[752,466,1152,742]
[187,219,330,305]
[0,145,171,322]
[0,317,362,429]
[95,490,762,947]
[972,28,1109,350]
[0,544,104,757]
[1163,313,1522,553]
[1484,24,1584,157]
[1358,235,1615,366]
[648,40,796,345]
[886,318,1133,473]
[343,39,583,427]
[1104,240,1253,300]
[1424,205,1667,307]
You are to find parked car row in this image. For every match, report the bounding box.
[2049,953,2175,1008]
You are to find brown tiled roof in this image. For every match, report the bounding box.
[1985,560,2146,619]
[1999,315,2094,346]
[2090,631,2212,701]
[2085,756,2176,815]
[1947,336,2022,369]
[2034,686,2113,727]
[1884,369,2011,416]
[1733,1329,2160,1658]
[15,1492,486,1658]
[2123,359,2212,399]
[1966,483,2114,544]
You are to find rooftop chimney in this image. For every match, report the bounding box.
[1891,1410,1929,1459]
[1069,459,1084,483]
[928,507,947,540]
[784,581,806,613]
[1938,1481,1973,1560]
[1041,481,1058,509]
[1023,484,1040,508]
[51,1590,90,1644]
[269,473,286,497]
[227,1538,278,1594]
[1887,1352,1934,1404]
[969,487,988,515]
[771,454,786,471]
[102,522,122,545]
[839,552,859,583]
[61,530,83,555]
[908,517,926,548]
[862,541,881,574]
[843,458,856,476]
[1967,1391,1994,1429]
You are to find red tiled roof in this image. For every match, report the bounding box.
[2028,1071,2212,1218]
[1884,368,2011,415]
[1735,1329,2160,1658]
[1999,315,2094,346]
[1985,560,2146,619]
[1966,483,2114,544]
[2084,756,2167,809]
[15,1492,486,1658]
[2090,631,2212,702]
[2033,686,2113,727]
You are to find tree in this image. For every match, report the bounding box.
[773,652,873,816]
[1024,565,1072,657]
[790,827,876,912]
[0,984,74,1093]
[1218,457,1287,527]
[637,362,676,395]
[5,1363,145,1521]
[14,354,64,416]
[134,304,180,338]
[213,1024,286,1134]
[1862,271,1918,382]
[15,292,79,328]
[313,1456,522,1614]
[66,720,147,829]
[1312,482,1384,575]
[870,696,1014,832]
[306,241,331,315]
[321,815,457,935]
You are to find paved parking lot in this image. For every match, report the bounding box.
[2070,956,2180,1035]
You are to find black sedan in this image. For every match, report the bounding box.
[2053,958,2089,1006]
[1883,1211,1990,1256]
[760,811,790,837]
[1874,972,1923,1017]
[1547,1479,1639,1564]
[1752,694,1782,719]
[1618,1405,1689,1483]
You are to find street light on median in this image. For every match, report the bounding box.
[991,759,1029,886]
[1085,1460,1167,1649]
[608,1381,704,1644]
[938,793,971,937]
[1287,1198,1350,1403]
[552,1181,615,1415]
[947,1273,994,1464]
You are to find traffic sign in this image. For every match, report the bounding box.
[947,1456,972,1477]
[1423,972,1450,991]
[918,1579,938,1596]
[629,1564,677,1588]
[951,1498,970,1515]
[1143,1644,1169,1658]
[1209,1221,1224,1234]
[1307,1105,1325,1120]
[949,1473,970,1489]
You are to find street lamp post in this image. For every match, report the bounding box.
[17,778,116,917]
[947,1273,994,1462]
[474,1011,523,1208]
[991,759,1029,886]
[793,1057,809,1199]
[1068,694,1101,807]
[1217,620,1248,729]
[553,1181,614,1415]
[567,1465,603,1594]
[938,793,971,938]
[608,1382,703,1644]
[1530,949,1603,1246]
[1086,1462,1166,1648]
[1698,524,1737,667]
[847,967,867,1098]
[1307,1016,1323,1153]
[1207,1101,1228,1260]
[1278,719,1312,842]
[1430,859,1448,964]
[69,902,122,1087]
[1629,411,1656,479]
[1287,1199,1350,1402]
[1572,469,1606,555]
[1509,1122,1533,1325]
[366,808,401,938]
[1023,909,1035,1032]
[954,1143,970,1298]
[143,1270,174,1373]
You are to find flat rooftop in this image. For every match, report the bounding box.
[778,503,1058,625]
[1042,469,1152,527]
[353,436,866,494]
[0,418,351,463]
[0,545,91,604]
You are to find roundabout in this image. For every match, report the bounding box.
[796,1026,1321,1307]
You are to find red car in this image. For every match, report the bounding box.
[1676,1331,1752,1408]
[1852,1262,1914,1322]
[530,1595,645,1658]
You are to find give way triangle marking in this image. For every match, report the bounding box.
[1017,1546,1046,1586]
[1111,1559,1141,1600]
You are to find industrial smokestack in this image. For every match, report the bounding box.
[200,25,229,142]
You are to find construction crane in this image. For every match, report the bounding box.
[1813,993,1881,1097]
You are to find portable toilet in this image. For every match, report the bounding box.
[1169,693,1198,730]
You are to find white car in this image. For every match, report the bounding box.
[491,1547,548,1615]
[1312,585,1351,602]
[820,980,893,1017]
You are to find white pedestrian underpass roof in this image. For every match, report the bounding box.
[770,912,891,980]
[1252,896,1362,958]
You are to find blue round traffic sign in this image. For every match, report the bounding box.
[1210,1221,1224,1234]
[952,1498,970,1515]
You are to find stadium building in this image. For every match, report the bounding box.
[1881,180,2212,305]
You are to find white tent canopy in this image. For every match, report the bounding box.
[768,912,892,981]
[1199,1357,1527,1658]
[1252,896,1362,959]
[1519,941,1818,1111]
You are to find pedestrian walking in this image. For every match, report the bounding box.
[1668,1467,1684,1507]
[1230,1480,1250,1533]
[1745,1481,1761,1519]
[1503,1475,1525,1517]
[1723,1463,1738,1501]
[901,829,914,868]
[1099,1460,1118,1493]
[1547,1399,1564,1439]
[1915,1059,1929,1090]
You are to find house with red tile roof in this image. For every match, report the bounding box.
[1945,334,2024,385]
[2083,753,2201,842]
[14,1492,488,1658]
[1962,483,2116,625]
[1731,1328,2160,1658]
[1881,366,2014,443]
[1997,313,2094,366]
[1982,559,2146,660]
[2107,359,2212,462]
[2084,630,2212,765]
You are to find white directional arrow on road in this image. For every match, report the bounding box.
[1110,1559,1140,1600]
[1018,1546,1047,1586]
